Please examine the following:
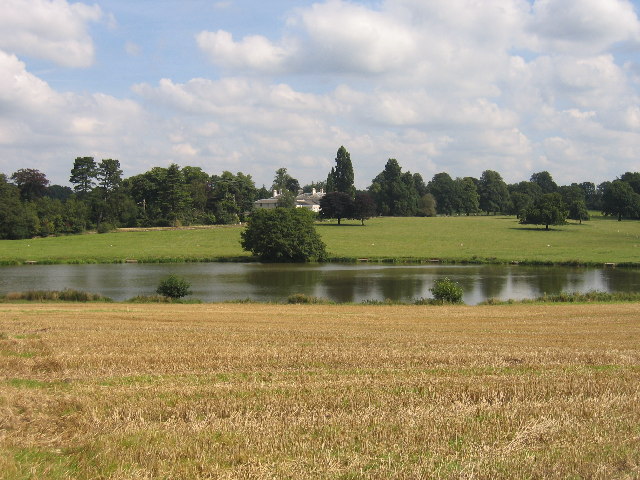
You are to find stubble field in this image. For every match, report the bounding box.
[1,303,639,479]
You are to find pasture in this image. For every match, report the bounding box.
[0,303,638,479]
[0,214,639,266]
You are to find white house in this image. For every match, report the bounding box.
[254,189,325,213]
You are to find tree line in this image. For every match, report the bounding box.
[1,148,639,239]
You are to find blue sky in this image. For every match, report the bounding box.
[1,0,639,189]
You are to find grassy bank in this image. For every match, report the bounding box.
[0,303,638,479]
[0,214,639,265]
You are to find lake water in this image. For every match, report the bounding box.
[1,263,639,304]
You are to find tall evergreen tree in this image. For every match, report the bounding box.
[328,146,355,197]
[69,157,97,197]
[96,159,123,192]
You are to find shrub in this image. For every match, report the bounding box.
[97,222,114,234]
[286,293,332,304]
[156,274,192,299]
[429,277,464,304]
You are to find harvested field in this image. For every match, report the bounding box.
[0,303,639,479]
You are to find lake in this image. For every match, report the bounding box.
[1,263,639,304]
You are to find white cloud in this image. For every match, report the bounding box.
[197,30,291,73]
[197,0,419,75]
[529,0,640,54]
[0,50,147,182]
[0,0,102,67]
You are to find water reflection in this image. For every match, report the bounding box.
[0,263,639,304]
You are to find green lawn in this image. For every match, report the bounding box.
[1,214,639,265]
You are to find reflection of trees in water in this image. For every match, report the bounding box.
[202,264,640,303]
[321,272,360,303]
[518,267,573,296]
[244,266,322,296]
[377,275,425,302]
[477,266,508,299]
[600,268,640,292]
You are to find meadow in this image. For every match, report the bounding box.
[0,214,639,266]
[0,303,638,479]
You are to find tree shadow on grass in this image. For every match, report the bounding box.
[316,223,365,228]
[509,226,568,232]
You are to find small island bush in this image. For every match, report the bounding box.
[429,277,464,304]
[156,274,192,299]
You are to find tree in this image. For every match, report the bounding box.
[418,193,437,217]
[0,174,39,239]
[509,192,533,218]
[96,159,123,192]
[156,274,192,299]
[352,192,377,225]
[46,184,73,201]
[161,164,190,225]
[209,171,257,223]
[240,208,327,262]
[530,171,557,194]
[271,167,300,194]
[276,190,296,208]
[620,171,640,194]
[327,146,355,196]
[368,159,419,216]
[320,191,354,225]
[69,157,97,197]
[413,173,428,198]
[568,199,590,224]
[520,193,568,230]
[10,168,49,201]
[579,181,599,209]
[94,159,125,226]
[478,170,510,215]
[601,180,640,221]
[455,177,480,215]
[427,172,457,215]
[303,181,326,194]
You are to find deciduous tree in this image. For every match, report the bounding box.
[520,193,568,230]
[10,168,49,201]
[601,180,640,221]
[240,208,327,262]
[320,191,354,225]
[478,170,510,215]
[352,192,377,225]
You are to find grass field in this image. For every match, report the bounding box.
[1,214,640,266]
[0,303,638,479]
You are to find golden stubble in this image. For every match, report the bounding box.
[0,303,639,479]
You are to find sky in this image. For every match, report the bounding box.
[1,0,640,189]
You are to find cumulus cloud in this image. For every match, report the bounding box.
[198,0,419,75]
[0,50,147,182]
[197,30,292,73]
[529,0,640,54]
[0,0,102,67]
